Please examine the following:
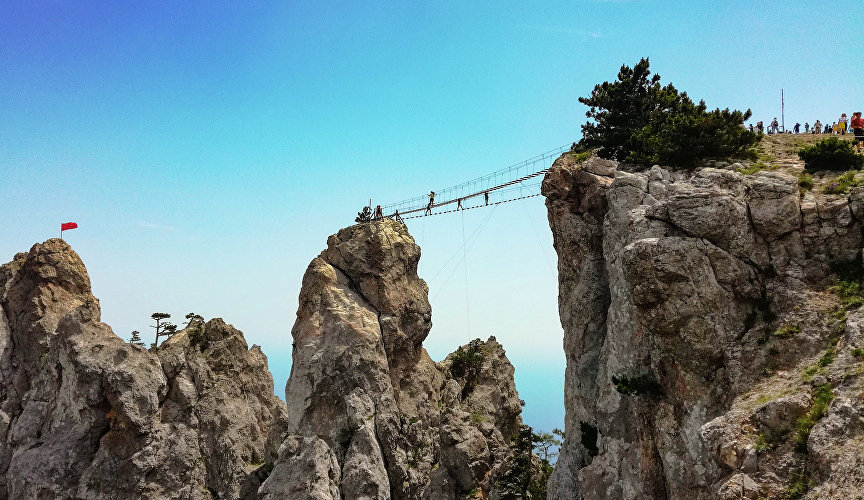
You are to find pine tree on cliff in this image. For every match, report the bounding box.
[128,330,145,346]
[576,57,758,167]
[497,425,535,499]
[184,312,203,326]
[184,312,207,348]
[150,312,174,347]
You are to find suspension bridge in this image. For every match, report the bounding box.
[362,144,571,222]
[352,144,572,343]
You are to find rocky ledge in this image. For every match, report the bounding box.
[543,154,864,499]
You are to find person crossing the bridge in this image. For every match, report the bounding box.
[456,198,463,210]
[484,191,489,206]
[425,191,435,215]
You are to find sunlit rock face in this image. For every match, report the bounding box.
[544,154,864,499]
[262,219,524,500]
[0,239,287,499]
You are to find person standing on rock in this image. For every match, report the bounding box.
[373,205,383,220]
[814,120,822,134]
[794,123,800,134]
[839,113,849,135]
[851,112,864,153]
[425,191,435,215]
[771,118,779,133]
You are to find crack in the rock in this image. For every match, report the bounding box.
[644,213,766,280]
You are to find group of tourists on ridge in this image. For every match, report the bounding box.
[751,112,864,148]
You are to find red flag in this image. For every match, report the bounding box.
[61,222,78,231]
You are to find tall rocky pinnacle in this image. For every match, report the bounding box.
[0,239,287,499]
[543,154,864,499]
[260,219,524,499]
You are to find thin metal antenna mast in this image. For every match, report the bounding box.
[781,89,785,132]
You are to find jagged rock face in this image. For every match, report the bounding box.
[0,239,287,499]
[543,155,864,499]
[262,219,523,499]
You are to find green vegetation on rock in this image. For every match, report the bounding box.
[495,425,562,499]
[794,384,834,453]
[754,427,789,452]
[449,339,486,400]
[611,373,663,397]
[575,58,759,167]
[450,339,484,379]
[797,172,814,193]
[799,136,864,173]
[785,467,813,499]
[567,149,594,163]
[822,171,864,195]
[773,323,801,338]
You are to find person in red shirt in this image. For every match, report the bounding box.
[852,112,864,153]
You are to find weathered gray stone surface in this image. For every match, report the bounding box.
[543,153,864,499]
[262,219,523,499]
[0,239,287,499]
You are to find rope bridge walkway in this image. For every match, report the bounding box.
[363,144,570,223]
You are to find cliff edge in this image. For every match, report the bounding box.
[543,154,864,499]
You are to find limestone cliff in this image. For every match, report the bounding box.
[0,239,287,499]
[261,219,524,499]
[543,153,864,499]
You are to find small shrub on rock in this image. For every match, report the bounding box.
[737,161,776,176]
[785,467,813,498]
[822,171,864,194]
[611,373,663,397]
[754,427,789,452]
[817,348,835,367]
[797,172,814,193]
[794,384,834,453]
[567,149,594,163]
[449,339,485,398]
[773,323,801,338]
[450,340,484,379]
[829,280,864,309]
[799,136,864,173]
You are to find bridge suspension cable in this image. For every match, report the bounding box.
[381,144,570,219]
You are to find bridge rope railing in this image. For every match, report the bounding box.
[380,144,570,219]
[399,181,543,219]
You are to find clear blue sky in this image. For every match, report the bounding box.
[2,1,861,434]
